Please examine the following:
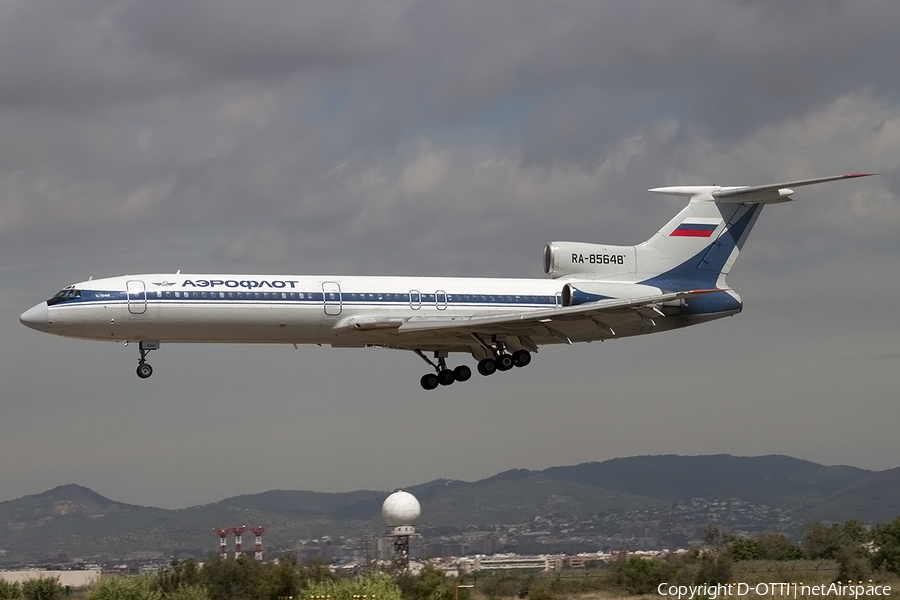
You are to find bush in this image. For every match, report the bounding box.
[756,532,804,561]
[475,572,528,599]
[611,555,675,595]
[88,576,162,600]
[259,555,301,600]
[201,555,263,600]
[695,551,733,585]
[835,546,871,583]
[154,559,202,595]
[21,578,64,600]
[394,564,457,600]
[730,537,760,561]
[164,585,209,600]
[872,516,900,574]
[302,572,401,600]
[0,580,21,600]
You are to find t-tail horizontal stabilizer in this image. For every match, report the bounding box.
[649,173,876,204]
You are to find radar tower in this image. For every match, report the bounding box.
[382,490,421,570]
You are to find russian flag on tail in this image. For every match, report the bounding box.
[670,218,721,238]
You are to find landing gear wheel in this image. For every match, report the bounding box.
[438,369,456,386]
[496,353,514,371]
[512,349,532,367]
[453,364,472,382]
[135,341,159,379]
[420,373,439,390]
[477,358,497,376]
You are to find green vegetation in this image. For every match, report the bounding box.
[873,517,900,574]
[304,572,401,599]
[0,580,21,600]
[21,578,64,600]
[12,516,900,600]
[395,564,470,599]
[464,516,900,598]
[88,576,162,600]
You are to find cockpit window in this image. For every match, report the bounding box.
[46,289,83,306]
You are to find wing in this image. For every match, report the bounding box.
[395,288,717,345]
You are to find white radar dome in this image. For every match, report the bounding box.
[382,490,421,527]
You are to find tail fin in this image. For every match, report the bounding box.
[635,173,875,290]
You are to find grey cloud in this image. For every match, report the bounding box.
[2,0,900,508]
[118,0,405,81]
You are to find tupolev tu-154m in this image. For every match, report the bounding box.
[20,173,873,389]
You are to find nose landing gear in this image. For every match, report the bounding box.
[132,341,159,379]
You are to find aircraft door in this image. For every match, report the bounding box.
[127,280,147,315]
[435,290,448,310]
[409,290,422,310]
[322,281,342,316]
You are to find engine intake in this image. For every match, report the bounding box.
[543,242,636,278]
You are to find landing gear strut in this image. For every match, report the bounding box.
[415,350,472,390]
[134,341,159,379]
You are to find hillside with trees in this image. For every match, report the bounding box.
[1,454,898,562]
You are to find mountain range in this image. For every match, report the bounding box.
[1,454,898,562]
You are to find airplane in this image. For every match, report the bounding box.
[20,173,873,390]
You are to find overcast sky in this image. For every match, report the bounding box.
[2,0,900,511]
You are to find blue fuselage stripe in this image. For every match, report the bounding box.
[51,290,559,310]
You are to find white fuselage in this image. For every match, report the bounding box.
[22,272,724,355]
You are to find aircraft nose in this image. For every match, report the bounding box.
[20,302,49,331]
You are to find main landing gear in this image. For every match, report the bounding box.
[476,349,531,376]
[131,341,159,379]
[415,350,472,390]
[415,347,531,390]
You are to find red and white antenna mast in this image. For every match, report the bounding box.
[214,528,230,560]
[251,526,266,561]
[231,525,247,558]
